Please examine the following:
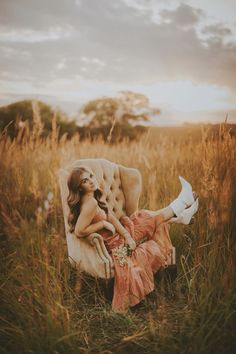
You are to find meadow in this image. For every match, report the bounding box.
[0,113,235,354]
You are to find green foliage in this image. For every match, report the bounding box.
[0,100,77,139]
[78,92,159,142]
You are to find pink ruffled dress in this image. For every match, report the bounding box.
[91,207,173,313]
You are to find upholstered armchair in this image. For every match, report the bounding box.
[58,158,176,279]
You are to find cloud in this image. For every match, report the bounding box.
[0,0,78,30]
[0,0,236,115]
[159,3,205,27]
[201,23,232,38]
[0,25,74,43]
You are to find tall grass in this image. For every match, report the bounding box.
[0,107,235,353]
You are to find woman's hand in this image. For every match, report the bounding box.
[103,221,116,235]
[124,232,136,250]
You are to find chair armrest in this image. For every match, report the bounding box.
[86,233,114,278]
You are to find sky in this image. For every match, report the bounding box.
[0,0,236,126]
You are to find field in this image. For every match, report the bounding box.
[0,116,235,354]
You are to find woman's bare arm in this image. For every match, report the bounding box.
[107,210,136,250]
[74,199,104,237]
[107,210,131,240]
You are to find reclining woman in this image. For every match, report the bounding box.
[67,166,198,313]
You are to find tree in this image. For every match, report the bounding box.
[77,91,161,141]
[0,100,77,139]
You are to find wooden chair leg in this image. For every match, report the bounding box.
[75,272,82,294]
[155,264,178,283]
[100,278,114,302]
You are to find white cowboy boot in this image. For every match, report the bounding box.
[169,198,199,225]
[169,176,195,217]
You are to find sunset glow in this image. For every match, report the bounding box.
[0,0,236,125]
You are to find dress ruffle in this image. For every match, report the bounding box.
[92,208,173,313]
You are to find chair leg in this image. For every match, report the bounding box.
[164,246,178,282]
[73,271,114,304]
[98,278,114,302]
[69,265,78,289]
[155,264,178,284]
[75,273,82,294]
[164,264,178,282]
[166,246,176,266]
[154,247,178,284]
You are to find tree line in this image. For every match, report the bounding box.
[0,92,158,142]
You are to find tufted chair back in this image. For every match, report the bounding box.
[58,158,142,278]
[59,158,142,232]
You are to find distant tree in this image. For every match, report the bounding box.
[0,100,77,139]
[77,91,161,141]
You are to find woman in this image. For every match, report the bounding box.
[67,166,198,313]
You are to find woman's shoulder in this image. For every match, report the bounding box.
[80,197,98,212]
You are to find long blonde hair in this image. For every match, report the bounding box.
[67,166,108,233]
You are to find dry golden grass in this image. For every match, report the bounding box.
[0,108,235,353]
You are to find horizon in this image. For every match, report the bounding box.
[1,97,235,128]
[1,0,236,126]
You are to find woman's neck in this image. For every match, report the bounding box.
[81,191,95,203]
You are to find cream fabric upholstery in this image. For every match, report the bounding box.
[58,158,176,279]
[58,158,142,279]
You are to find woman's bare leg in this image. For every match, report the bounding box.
[146,206,175,222]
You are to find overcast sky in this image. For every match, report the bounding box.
[1,0,236,125]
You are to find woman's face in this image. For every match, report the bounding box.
[79,171,99,193]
